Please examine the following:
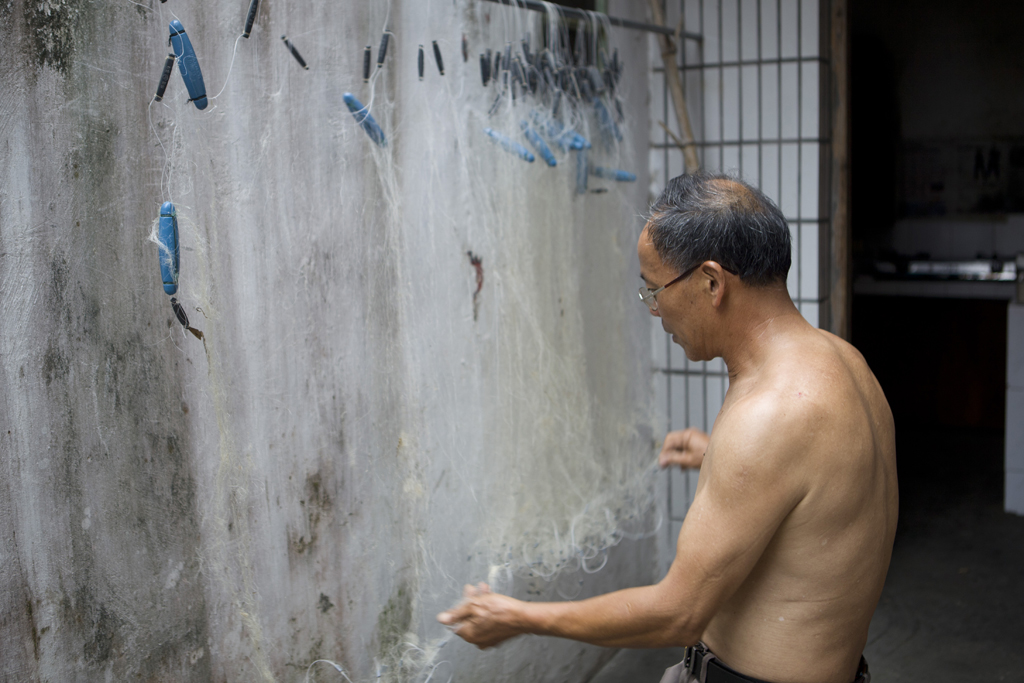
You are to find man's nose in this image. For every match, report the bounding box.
[649,307,661,318]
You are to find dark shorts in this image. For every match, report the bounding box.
[659,643,870,683]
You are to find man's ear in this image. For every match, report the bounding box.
[701,262,728,309]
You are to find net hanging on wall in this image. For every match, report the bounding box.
[0,0,659,681]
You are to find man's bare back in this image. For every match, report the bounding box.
[688,326,898,683]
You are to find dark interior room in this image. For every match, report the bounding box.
[850,0,1024,679]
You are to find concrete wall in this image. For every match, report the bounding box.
[0,1,656,680]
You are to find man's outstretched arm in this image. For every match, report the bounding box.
[439,397,812,649]
[440,577,700,650]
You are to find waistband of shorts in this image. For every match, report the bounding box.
[683,643,871,683]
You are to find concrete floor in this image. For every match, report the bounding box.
[862,428,1024,682]
[589,427,1024,683]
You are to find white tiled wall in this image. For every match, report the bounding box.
[649,0,828,567]
[1007,303,1024,515]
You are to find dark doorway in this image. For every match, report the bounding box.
[852,296,1007,514]
[848,0,1023,511]
[849,2,1024,676]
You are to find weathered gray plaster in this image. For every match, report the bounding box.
[0,1,656,681]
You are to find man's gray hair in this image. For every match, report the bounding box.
[647,173,791,287]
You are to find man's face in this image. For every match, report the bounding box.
[637,226,706,359]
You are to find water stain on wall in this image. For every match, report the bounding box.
[23,0,82,75]
[289,469,335,558]
[375,581,413,664]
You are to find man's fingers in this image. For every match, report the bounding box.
[439,590,521,650]
[660,451,691,468]
[662,430,691,451]
[441,583,493,626]
[437,608,460,626]
[443,582,494,628]
[438,599,475,626]
[438,606,470,626]
[659,447,702,469]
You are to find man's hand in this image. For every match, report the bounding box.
[659,428,710,470]
[437,583,525,649]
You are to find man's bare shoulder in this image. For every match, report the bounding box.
[719,330,850,435]
[715,382,822,441]
[712,326,891,475]
[761,327,883,411]
[707,377,823,491]
[803,328,893,430]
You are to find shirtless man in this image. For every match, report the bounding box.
[439,173,898,683]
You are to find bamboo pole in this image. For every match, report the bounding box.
[648,0,700,173]
[829,0,851,339]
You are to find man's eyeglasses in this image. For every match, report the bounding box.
[638,262,737,312]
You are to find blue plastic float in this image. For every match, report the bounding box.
[343,93,387,147]
[590,166,636,182]
[158,202,180,295]
[169,20,207,110]
[484,128,534,163]
[530,111,590,152]
[520,121,557,167]
[593,98,622,142]
[576,149,588,194]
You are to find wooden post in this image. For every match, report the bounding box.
[648,0,700,173]
[829,0,851,340]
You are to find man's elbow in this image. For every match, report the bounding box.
[650,579,712,646]
[666,614,707,647]
[655,614,704,651]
